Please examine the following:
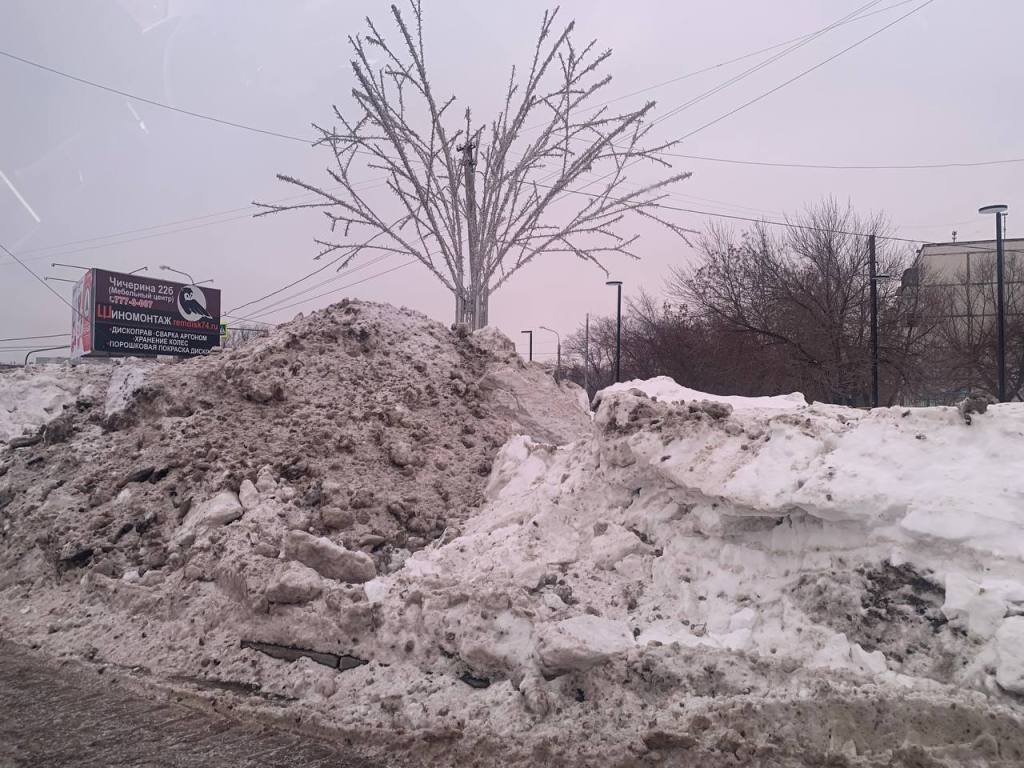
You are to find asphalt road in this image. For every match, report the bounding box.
[0,644,375,768]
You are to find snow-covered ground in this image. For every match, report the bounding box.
[3,322,1024,766]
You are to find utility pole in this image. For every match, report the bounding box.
[869,234,879,408]
[460,137,482,328]
[606,280,623,383]
[584,313,590,394]
[979,204,1009,401]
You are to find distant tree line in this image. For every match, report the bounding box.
[560,198,1023,405]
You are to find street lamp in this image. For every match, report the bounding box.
[520,330,533,362]
[160,264,195,284]
[539,325,561,381]
[44,276,77,284]
[606,280,623,383]
[979,204,1009,402]
[129,266,149,275]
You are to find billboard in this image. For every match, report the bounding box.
[70,269,93,357]
[71,268,221,358]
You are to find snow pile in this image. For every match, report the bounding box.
[343,385,1024,763]
[0,299,590,582]
[4,342,1024,766]
[0,364,109,442]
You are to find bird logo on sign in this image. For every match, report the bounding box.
[177,285,214,322]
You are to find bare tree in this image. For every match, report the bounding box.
[673,200,918,404]
[221,323,271,351]
[918,253,1024,401]
[256,2,691,329]
[563,293,799,401]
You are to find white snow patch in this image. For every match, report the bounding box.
[0,364,107,442]
[600,375,807,410]
[103,362,148,418]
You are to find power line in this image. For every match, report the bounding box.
[0,241,81,316]
[224,223,398,316]
[0,48,310,144]
[0,180,384,269]
[231,260,420,323]
[533,179,1024,258]
[0,4,900,155]
[225,253,393,320]
[649,0,885,131]
[538,1,884,188]
[0,332,70,343]
[575,0,918,114]
[12,211,257,264]
[6,6,1015,187]
[0,345,70,352]
[655,152,1024,171]
[226,182,1019,328]
[573,0,934,196]
[672,0,937,145]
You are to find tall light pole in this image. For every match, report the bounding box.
[539,325,561,381]
[867,235,891,408]
[584,313,590,394]
[979,205,1009,401]
[606,280,623,383]
[520,330,533,362]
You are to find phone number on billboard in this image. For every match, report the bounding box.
[109,296,156,309]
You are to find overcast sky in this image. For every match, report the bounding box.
[2,0,1023,362]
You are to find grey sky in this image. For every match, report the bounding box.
[2,0,1022,362]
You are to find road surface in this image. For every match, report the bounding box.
[0,644,374,768]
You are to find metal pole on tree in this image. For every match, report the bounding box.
[520,330,533,362]
[606,280,622,383]
[460,137,482,328]
[979,204,1009,401]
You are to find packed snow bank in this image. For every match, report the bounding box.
[0,364,110,443]
[348,381,1024,763]
[599,375,807,410]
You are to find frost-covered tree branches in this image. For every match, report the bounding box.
[256,1,690,328]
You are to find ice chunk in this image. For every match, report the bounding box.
[283,530,376,583]
[180,490,243,532]
[995,617,1024,695]
[591,523,650,569]
[266,563,323,604]
[942,573,1006,639]
[536,615,634,675]
[851,643,888,677]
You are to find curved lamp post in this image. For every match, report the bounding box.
[539,325,561,381]
[160,264,195,285]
